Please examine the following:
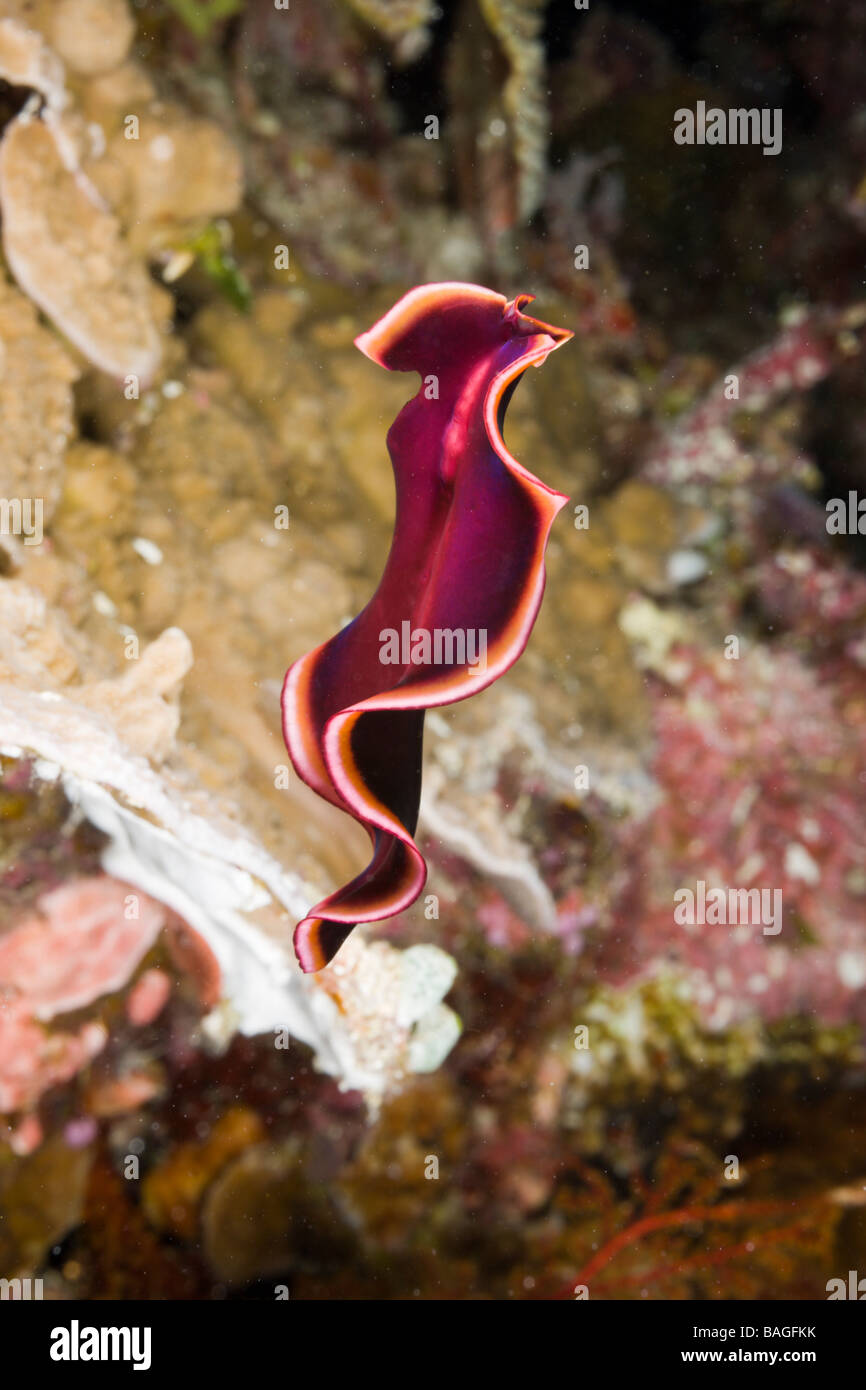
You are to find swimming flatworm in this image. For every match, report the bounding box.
[281,282,571,972]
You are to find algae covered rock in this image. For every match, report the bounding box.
[0,1135,93,1276]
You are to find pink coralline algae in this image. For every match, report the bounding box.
[642,310,840,488]
[596,645,866,1033]
[0,876,165,1021]
[0,876,195,1118]
[125,968,173,1026]
[0,1002,107,1115]
[753,548,866,661]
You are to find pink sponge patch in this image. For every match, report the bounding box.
[0,1001,107,1113]
[0,877,166,1020]
[126,967,172,1026]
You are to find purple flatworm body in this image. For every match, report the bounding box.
[281,282,571,972]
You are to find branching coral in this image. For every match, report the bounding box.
[550,1140,835,1300]
[0,2,165,383]
[342,0,437,62]
[0,0,243,379]
[643,307,857,490]
[478,0,549,221]
[0,116,163,381]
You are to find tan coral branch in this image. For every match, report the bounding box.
[0,114,162,381]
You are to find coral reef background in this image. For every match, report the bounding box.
[1,0,866,1300]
